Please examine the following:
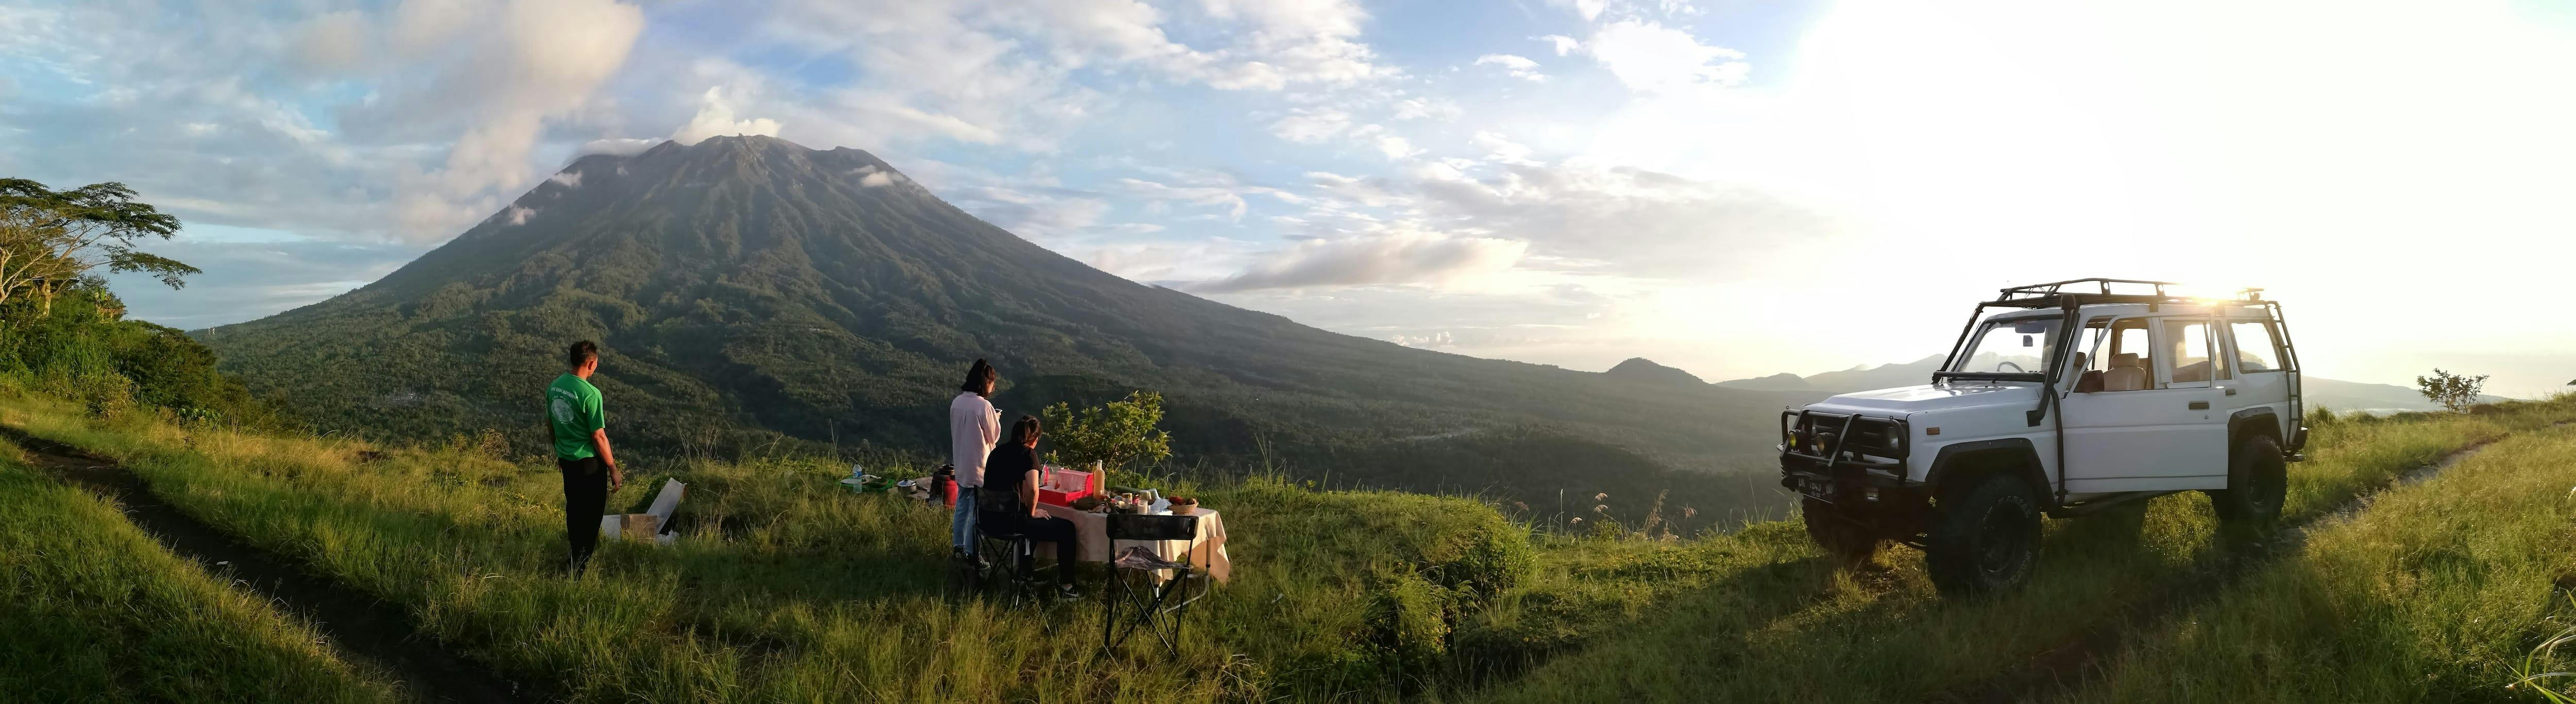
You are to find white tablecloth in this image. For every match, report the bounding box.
[1033,504,1232,583]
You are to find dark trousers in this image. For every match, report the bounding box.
[982,512,1078,585]
[558,456,608,574]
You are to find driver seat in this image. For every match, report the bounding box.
[2102,353,2149,391]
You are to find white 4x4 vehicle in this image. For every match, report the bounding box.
[1781,279,2307,596]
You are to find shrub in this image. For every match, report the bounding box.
[2416,368,2489,413]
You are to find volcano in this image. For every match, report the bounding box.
[200,135,1803,516]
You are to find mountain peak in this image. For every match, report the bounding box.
[1604,357,1707,386]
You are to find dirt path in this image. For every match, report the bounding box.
[0,427,532,703]
[1935,432,2525,704]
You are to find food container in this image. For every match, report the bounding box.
[1037,466,1097,506]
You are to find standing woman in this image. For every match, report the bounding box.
[948,359,1001,566]
[548,340,622,577]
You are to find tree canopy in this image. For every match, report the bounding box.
[0,179,195,314]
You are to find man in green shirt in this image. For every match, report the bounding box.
[548,340,622,576]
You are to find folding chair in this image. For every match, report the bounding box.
[972,527,1059,609]
[1101,512,1206,654]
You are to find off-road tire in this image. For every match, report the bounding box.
[2208,434,2287,527]
[1925,473,2043,597]
[1801,495,1883,566]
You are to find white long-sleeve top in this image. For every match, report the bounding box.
[949,391,1001,487]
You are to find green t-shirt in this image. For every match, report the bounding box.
[547,373,605,460]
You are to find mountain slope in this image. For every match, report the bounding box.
[199,136,1802,516]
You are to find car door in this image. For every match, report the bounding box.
[2057,315,2232,494]
[2217,317,2293,442]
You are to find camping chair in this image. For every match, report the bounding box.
[972,522,1060,609]
[1101,512,1206,654]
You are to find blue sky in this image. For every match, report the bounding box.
[4,0,2575,396]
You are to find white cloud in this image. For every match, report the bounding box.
[547,171,582,188]
[1576,21,1748,93]
[1539,35,1581,56]
[670,86,784,145]
[1194,233,1528,293]
[579,137,659,156]
[1374,134,1422,160]
[1268,106,1354,143]
[1472,131,1537,164]
[501,204,536,225]
[1393,97,1461,121]
[1473,54,1547,81]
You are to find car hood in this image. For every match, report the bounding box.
[1805,382,2040,416]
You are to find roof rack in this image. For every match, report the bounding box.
[1986,278,2268,309]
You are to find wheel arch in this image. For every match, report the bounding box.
[2229,408,2283,450]
[1924,438,2050,506]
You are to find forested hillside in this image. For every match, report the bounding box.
[197,136,1808,521]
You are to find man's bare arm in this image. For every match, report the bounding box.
[592,428,622,490]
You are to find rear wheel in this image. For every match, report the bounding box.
[2209,434,2287,527]
[1925,473,2043,597]
[1801,496,1883,566]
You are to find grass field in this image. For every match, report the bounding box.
[1456,398,2576,703]
[0,439,397,703]
[2062,423,2576,703]
[6,392,2575,702]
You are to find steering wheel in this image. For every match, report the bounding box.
[1995,360,2026,373]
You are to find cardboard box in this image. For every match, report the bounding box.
[600,513,659,541]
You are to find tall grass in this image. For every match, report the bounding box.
[1458,397,2576,703]
[0,441,396,702]
[2058,422,2576,702]
[0,394,1532,702]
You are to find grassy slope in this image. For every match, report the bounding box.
[1459,399,2576,703]
[0,396,1529,702]
[0,441,395,703]
[2063,423,2576,703]
[10,393,2575,703]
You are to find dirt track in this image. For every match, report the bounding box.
[1,426,530,703]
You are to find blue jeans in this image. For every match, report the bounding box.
[951,489,980,556]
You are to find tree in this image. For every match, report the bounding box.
[0,179,194,315]
[1040,390,1173,472]
[2416,368,2489,413]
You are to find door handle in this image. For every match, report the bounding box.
[2224,388,2238,396]
[2188,401,2210,410]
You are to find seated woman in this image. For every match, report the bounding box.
[976,416,1083,600]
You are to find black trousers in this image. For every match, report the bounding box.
[558,456,608,574]
[982,513,1078,585]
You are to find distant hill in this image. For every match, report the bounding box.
[1603,357,1706,386]
[197,135,1807,519]
[1713,356,2494,412]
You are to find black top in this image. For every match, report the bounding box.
[977,443,1039,518]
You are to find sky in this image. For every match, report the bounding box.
[4,0,2574,398]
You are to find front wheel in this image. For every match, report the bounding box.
[1801,496,1883,566]
[1925,473,2043,597]
[2208,434,2287,527]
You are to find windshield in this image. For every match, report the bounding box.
[1947,316,2060,375]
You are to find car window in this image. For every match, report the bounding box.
[2075,317,2153,392]
[2163,318,2215,385]
[2230,320,2282,372]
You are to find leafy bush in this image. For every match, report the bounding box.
[2417,368,2489,412]
[0,278,263,423]
[1040,390,1173,472]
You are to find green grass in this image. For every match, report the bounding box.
[0,394,1532,702]
[0,440,396,703]
[9,392,2575,703]
[1455,397,2576,703]
[2058,422,2576,703]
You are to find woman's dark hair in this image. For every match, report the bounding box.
[567,340,599,369]
[1008,415,1042,446]
[960,358,997,394]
